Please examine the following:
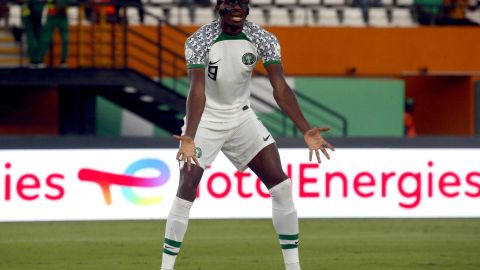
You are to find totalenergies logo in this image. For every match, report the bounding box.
[78,159,170,205]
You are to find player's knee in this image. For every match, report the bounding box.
[177,185,196,201]
[176,179,199,202]
[176,167,203,201]
[260,172,288,189]
[269,179,295,210]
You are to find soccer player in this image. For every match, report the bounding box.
[161,0,334,269]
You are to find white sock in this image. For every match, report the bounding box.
[161,197,193,270]
[269,179,301,270]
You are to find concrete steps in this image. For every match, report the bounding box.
[0,28,22,67]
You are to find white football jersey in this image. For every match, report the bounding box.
[185,19,282,123]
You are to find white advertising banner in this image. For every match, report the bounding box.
[0,148,479,221]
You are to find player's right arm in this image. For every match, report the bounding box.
[184,68,206,139]
[173,68,205,171]
[174,30,209,170]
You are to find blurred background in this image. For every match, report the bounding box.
[0,0,479,138]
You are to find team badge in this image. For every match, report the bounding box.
[195,147,202,158]
[242,53,256,66]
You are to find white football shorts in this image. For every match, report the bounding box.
[181,107,275,171]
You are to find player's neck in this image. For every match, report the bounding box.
[220,21,244,36]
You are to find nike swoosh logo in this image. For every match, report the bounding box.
[209,59,221,65]
[263,135,270,141]
[164,245,174,250]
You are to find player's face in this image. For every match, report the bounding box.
[219,0,249,28]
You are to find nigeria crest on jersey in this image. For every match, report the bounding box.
[242,53,256,66]
[195,147,202,158]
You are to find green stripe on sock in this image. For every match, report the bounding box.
[279,234,299,240]
[163,248,178,256]
[165,238,182,248]
[281,244,299,249]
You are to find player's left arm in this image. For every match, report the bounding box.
[266,63,335,162]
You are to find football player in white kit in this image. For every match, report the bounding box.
[161,0,334,269]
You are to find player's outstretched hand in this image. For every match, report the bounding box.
[303,127,335,163]
[173,135,200,171]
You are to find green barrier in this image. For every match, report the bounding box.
[295,77,404,137]
[96,96,122,136]
[96,96,172,137]
[97,77,405,138]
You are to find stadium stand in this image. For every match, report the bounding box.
[275,0,297,5]
[466,8,480,23]
[320,7,342,25]
[247,7,268,24]
[0,0,479,137]
[391,7,417,26]
[323,0,346,6]
[0,28,19,67]
[342,7,367,26]
[298,0,320,5]
[268,6,306,25]
[253,0,275,4]
[3,0,479,27]
[368,7,390,26]
[144,6,163,24]
[6,3,20,27]
[396,0,415,6]
[150,0,174,4]
[194,7,216,25]
[126,6,143,24]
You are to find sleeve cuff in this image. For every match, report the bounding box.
[187,64,206,69]
[263,60,282,67]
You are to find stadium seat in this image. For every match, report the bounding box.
[253,0,274,4]
[306,7,317,24]
[298,0,321,5]
[391,7,416,26]
[317,7,341,26]
[466,9,480,24]
[395,0,414,6]
[67,7,78,25]
[323,0,345,6]
[290,7,307,25]
[275,0,298,5]
[150,0,175,4]
[368,7,390,26]
[380,0,394,6]
[342,7,366,26]
[194,7,215,25]
[167,7,193,25]
[268,7,292,25]
[125,6,142,25]
[144,6,164,25]
[247,8,268,25]
[8,5,21,27]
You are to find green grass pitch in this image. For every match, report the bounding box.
[1,219,480,270]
